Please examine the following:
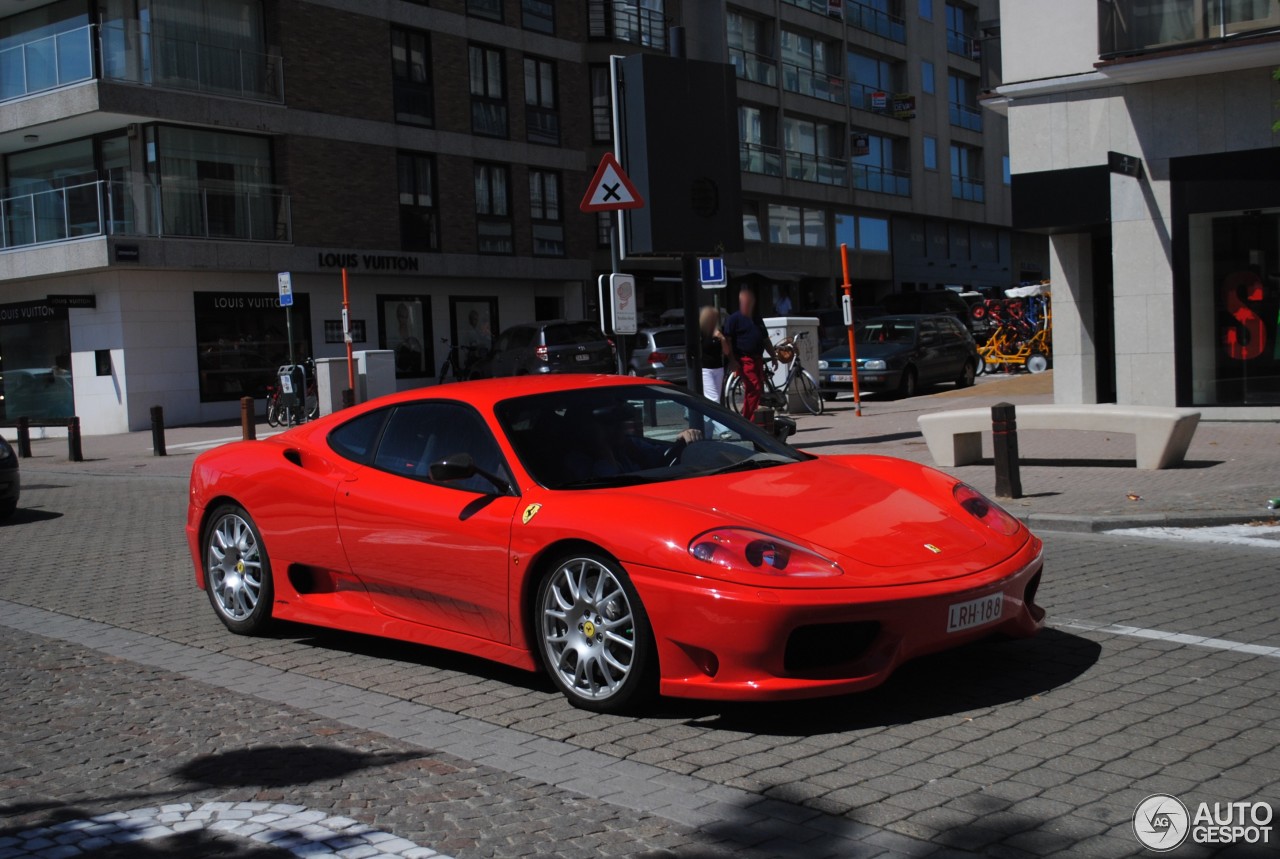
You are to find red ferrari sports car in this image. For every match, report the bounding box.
[187,375,1044,712]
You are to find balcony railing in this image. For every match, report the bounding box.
[471,99,509,137]
[952,176,985,202]
[849,80,903,113]
[781,60,845,104]
[1,177,291,251]
[785,150,849,187]
[99,23,283,102]
[741,142,783,177]
[0,24,95,102]
[949,101,983,131]
[1099,0,1280,58]
[729,48,778,86]
[588,1,667,50]
[526,106,561,145]
[852,163,912,196]
[947,28,977,57]
[848,2,907,43]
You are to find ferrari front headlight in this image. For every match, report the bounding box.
[689,528,843,577]
[954,483,1021,536]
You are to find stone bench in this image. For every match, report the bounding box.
[917,405,1201,470]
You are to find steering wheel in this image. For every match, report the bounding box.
[663,433,701,467]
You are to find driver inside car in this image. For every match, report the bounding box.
[566,404,702,480]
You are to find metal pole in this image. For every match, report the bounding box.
[840,243,863,416]
[15,417,31,458]
[285,303,295,369]
[342,267,355,396]
[992,402,1023,499]
[681,254,701,391]
[150,405,166,456]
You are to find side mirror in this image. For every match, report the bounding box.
[773,416,796,444]
[429,452,477,483]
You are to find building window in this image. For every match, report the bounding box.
[743,201,762,243]
[522,0,555,33]
[524,57,560,146]
[391,27,433,127]
[0,300,73,419]
[597,211,612,247]
[950,143,984,202]
[467,0,503,22]
[739,104,780,177]
[921,60,935,94]
[588,0,667,50]
[783,115,843,186]
[919,0,933,19]
[948,73,982,131]
[529,170,564,256]
[474,163,513,254]
[847,50,902,112]
[945,2,976,57]
[804,208,827,247]
[852,132,911,197]
[727,10,776,86]
[590,65,613,142]
[924,136,938,170]
[858,215,890,252]
[780,28,841,103]
[397,152,438,252]
[193,292,311,403]
[1002,155,1011,185]
[378,295,434,379]
[469,44,508,137]
[767,204,825,247]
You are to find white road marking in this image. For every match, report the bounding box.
[1107,524,1280,550]
[1060,618,1280,659]
[3,801,444,858]
[150,432,282,453]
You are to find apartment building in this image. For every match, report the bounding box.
[0,0,1041,432]
[996,0,1280,417]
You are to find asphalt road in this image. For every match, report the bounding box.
[0,472,1276,858]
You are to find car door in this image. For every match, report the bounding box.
[335,400,519,642]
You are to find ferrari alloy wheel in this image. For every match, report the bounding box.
[204,505,274,634]
[537,554,654,712]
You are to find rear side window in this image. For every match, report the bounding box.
[544,322,605,346]
[327,409,389,464]
[652,330,683,349]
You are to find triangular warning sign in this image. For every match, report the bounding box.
[579,152,644,213]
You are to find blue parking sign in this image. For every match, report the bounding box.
[698,258,726,288]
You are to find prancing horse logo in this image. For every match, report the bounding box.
[522,503,543,525]
[924,544,942,554]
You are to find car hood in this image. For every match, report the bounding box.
[609,456,1007,586]
[821,342,910,364]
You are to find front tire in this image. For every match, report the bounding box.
[1027,354,1049,374]
[536,553,656,713]
[794,370,823,415]
[956,360,977,388]
[203,505,274,635]
[897,366,918,399]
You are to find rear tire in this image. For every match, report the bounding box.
[1027,354,1049,374]
[724,372,743,413]
[956,360,977,388]
[536,553,656,713]
[203,504,274,635]
[794,370,823,415]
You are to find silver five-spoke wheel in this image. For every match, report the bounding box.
[204,505,273,634]
[538,555,651,711]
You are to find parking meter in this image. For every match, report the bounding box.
[277,364,305,412]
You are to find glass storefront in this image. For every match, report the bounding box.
[1188,208,1280,406]
[193,292,311,402]
[0,301,74,421]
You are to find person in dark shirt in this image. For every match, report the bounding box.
[698,306,727,404]
[722,286,776,420]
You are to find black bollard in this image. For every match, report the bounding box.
[67,416,83,463]
[341,388,354,410]
[15,417,31,458]
[150,405,167,456]
[991,402,1022,499]
[240,397,256,441]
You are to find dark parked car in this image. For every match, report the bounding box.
[881,290,975,332]
[0,435,19,521]
[817,315,979,398]
[626,326,687,383]
[484,320,617,377]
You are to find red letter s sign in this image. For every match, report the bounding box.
[1222,271,1267,361]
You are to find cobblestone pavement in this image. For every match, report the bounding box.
[1,458,1277,856]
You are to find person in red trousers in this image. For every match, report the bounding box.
[722,285,776,421]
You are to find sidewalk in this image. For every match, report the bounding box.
[6,371,1277,530]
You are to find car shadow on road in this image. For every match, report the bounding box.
[176,745,423,788]
[649,628,1101,735]
[0,507,64,525]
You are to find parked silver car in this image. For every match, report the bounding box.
[626,326,687,383]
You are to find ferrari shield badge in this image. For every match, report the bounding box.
[924,543,943,555]
[522,503,543,525]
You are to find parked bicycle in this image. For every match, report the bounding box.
[723,331,824,416]
[266,360,318,427]
[438,339,488,383]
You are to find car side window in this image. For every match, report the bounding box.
[327,409,389,465]
[372,401,513,494]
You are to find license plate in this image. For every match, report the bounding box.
[831,374,853,383]
[947,593,1003,633]
[575,353,591,362]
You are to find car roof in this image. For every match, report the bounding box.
[639,325,685,335]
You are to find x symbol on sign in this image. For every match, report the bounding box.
[602,182,621,201]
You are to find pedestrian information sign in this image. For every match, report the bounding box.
[580,152,644,212]
[699,257,727,288]
[277,272,294,307]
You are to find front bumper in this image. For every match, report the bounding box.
[819,367,900,392]
[629,537,1045,701]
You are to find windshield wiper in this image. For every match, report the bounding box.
[699,454,793,477]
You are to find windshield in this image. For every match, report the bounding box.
[494,385,810,489]
[855,320,917,345]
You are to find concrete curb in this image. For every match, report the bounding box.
[1019,509,1278,533]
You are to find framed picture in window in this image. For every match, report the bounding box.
[377,295,434,378]
[449,296,498,370]
[324,319,366,344]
